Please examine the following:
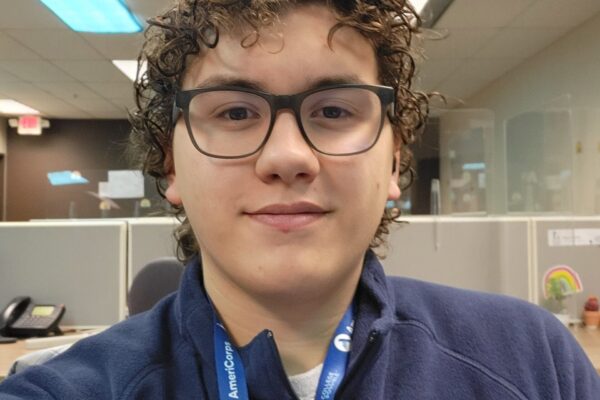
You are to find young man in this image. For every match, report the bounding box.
[1,0,599,399]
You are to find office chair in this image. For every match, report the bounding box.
[8,257,185,376]
[127,257,185,316]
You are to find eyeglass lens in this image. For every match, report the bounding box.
[186,87,383,157]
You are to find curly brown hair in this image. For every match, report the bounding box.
[128,0,429,262]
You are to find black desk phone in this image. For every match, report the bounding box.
[0,296,65,338]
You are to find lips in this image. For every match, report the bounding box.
[245,202,328,232]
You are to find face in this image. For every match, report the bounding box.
[166,4,401,300]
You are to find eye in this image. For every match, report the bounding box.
[219,107,258,121]
[311,106,352,119]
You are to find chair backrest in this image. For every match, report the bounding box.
[127,257,184,316]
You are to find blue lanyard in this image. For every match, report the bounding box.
[213,304,355,400]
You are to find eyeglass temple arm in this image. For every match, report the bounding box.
[171,102,181,129]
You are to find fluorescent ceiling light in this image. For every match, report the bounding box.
[38,0,142,33]
[112,59,146,82]
[0,100,40,115]
[410,0,429,15]
[462,162,486,171]
[47,171,90,186]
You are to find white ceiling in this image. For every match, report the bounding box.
[417,0,600,102]
[0,0,599,119]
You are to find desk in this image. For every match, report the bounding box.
[0,329,105,380]
[0,340,36,379]
[570,326,600,373]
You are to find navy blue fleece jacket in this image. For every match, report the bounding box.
[1,251,599,399]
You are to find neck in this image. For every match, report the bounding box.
[203,259,362,376]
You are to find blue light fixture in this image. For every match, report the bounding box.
[39,0,142,33]
[462,162,486,171]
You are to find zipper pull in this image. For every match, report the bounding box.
[368,330,379,344]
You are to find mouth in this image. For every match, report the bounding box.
[244,202,329,232]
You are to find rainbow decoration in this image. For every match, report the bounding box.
[543,265,583,299]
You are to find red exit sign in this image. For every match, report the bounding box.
[18,115,42,135]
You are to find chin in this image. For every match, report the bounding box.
[240,252,353,298]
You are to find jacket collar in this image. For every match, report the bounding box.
[174,249,397,396]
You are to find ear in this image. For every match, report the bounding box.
[165,172,183,206]
[387,148,401,200]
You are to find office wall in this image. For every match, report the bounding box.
[406,118,441,215]
[0,119,5,221]
[464,12,600,214]
[0,118,6,154]
[6,119,131,221]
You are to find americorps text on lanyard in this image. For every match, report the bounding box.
[213,303,355,400]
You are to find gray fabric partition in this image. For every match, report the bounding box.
[382,217,531,301]
[127,218,180,290]
[533,217,600,318]
[0,221,126,326]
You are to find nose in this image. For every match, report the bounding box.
[254,111,320,185]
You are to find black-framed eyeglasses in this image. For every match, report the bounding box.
[172,84,395,159]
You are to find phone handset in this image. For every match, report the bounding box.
[0,296,31,336]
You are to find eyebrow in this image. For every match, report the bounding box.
[193,74,368,93]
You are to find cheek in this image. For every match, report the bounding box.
[328,158,389,212]
[172,143,239,222]
[181,166,239,215]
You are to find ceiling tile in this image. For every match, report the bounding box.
[423,28,498,60]
[0,68,20,83]
[437,58,524,100]
[474,28,568,60]
[62,97,123,114]
[52,60,131,83]
[0,81,40,95]
[35,102,92,119]
[81,33,144,60]
[108,97,136,111]
[436,0,536,29]
[46,109,94,119]
[89,109,128,119]
[5,29,105,60]
[415,57,463,91]
[512,0,600,28]
[0,32,41,60]
[85,82,135,100]
[0,60,75,82]
[127,0,173,21]
[0,83,81,116]
[34,82,105,103]
[0,0,67,29]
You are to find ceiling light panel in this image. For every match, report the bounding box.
[0,99,40,115]
[38,0,142,33]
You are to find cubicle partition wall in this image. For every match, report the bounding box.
[127,217,180,289]
[532,217,600,315]
[383,217,532,302]
[0,221,127,327]
[3,216,598,328]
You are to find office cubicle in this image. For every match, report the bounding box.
[532,217,600,316]
[127,217,180,289]
[3,216,598,327]
[383,217,532,302]
[0,221,127,327]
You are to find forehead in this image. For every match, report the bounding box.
[181,4,379,92]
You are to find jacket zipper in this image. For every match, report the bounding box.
[333,329,381,400]
[267,330,301,400]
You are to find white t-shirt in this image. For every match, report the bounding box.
[288,363,323,400]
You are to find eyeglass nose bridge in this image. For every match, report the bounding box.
[262,93,313,148]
